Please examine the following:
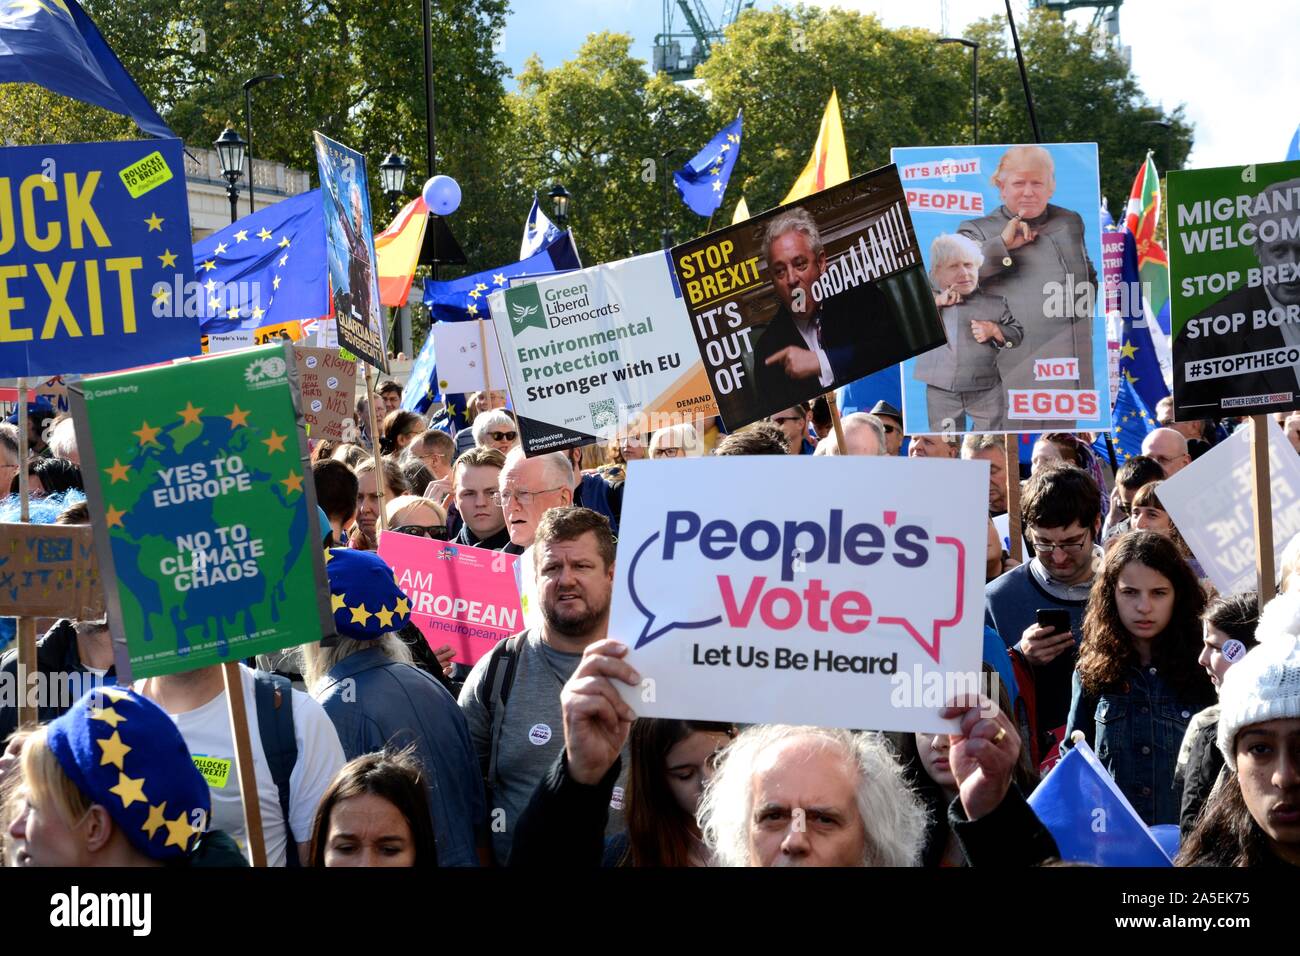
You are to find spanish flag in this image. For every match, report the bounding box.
[375,196,429,307]
[781,89,850,204]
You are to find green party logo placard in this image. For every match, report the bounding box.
[71,342,335,678]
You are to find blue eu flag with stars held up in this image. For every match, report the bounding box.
[0,0,174,138]
[673,113,743,218]
[1093,376,1158,467]
[190,190,328,334]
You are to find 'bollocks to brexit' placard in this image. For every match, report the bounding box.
[70,342,335,678]
[0,138,199,378]
[488,250,718,456]
[891,143,1108,435]
[1168,160,1300,419]
[609,456,988,733]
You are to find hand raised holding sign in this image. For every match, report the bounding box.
[562,639,640,785]
[941,693,1021,821]
[999,213,1037,251]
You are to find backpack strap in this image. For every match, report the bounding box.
[484,632,528,798]
[253,670,300,867]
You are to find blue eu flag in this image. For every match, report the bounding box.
[0,0,174,138]
[1092,376,1158,466]
[1028,741,1173,866]
[406,232,582,418]
[673,113,742,217]
[191,190,328,334]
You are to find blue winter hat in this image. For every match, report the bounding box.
[324,548,412,640]
[3,396,55,425]
[45,686,211,861]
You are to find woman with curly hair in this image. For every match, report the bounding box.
[1063,531,1216,825]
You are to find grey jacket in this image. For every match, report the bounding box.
[958,203,1097,392]
[914,289,1022,391]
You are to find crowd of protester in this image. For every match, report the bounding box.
[0,386,1297,871]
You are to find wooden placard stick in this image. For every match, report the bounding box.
[826,393,847,456]
[221,661,268,867]
[1005,434,1023,563]
[1250,414,1276,608]
[365,363,388,533]
[15,378,38,728]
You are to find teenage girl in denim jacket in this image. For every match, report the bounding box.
[1064,532,1216,826]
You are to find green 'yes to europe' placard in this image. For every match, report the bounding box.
[70,342,335,678]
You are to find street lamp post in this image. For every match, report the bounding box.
[937,38,980,145]
[242,73,285,216]
[379,151,410,355]
[548,183,571,231]
[215,126,247,225]
[380,150,410,218]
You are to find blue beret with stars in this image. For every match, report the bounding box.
[324,547,412,640]
[45,686,211,862]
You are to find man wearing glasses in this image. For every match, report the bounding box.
[1140,428,1192,478]
[985,463,1104,759]
[450,447,511,550]
[498,448,574,555]
[768,404,816,456]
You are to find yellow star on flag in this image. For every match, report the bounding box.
[201,259,217,272]
[475,282,488,292]
[493,273,507,286]
[214,242,228,255]
[144,212,164,231]
[158,249,177,268]
[251,306,266,321]
[105,505,126,529]
[281,471,304,494]
[331,592,346,613]
[105,459,131,484]
[133,421,161,446]
[466,303,478,316]
[152,286,170,303]
[205,278,217,293]
[349,602,373,626]
[258,227,273,241]
[323,549,335,565]
[89,705,126,727]
[720,142,731,152]
[375,605,395,628]
[97,730,131,770]
[279,236,291,248]
[467,288,481,299]
[142,802,168,839]
[163,810,196,850]
[273,275,282,290]
[177,402,204,426]
[100,687,132,703]
[225,405,250,429]
[262,430,288,454]
[279,254,288,267]
[394,596,410,616]
[110,772,148,808]
[1120,341,1138,360]
[234,229,249,243]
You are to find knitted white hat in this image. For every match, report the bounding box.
[1217,591,1300,770]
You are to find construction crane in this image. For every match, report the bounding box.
[654,0,754,80]
[1029,1,1123,39]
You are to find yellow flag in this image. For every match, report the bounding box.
[731,196,750,223]
[781,89,850,204]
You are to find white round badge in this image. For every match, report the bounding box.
[326,376,339,389]
[305,355,319,369]
[311,400,322,412]
[528,724,552,746]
